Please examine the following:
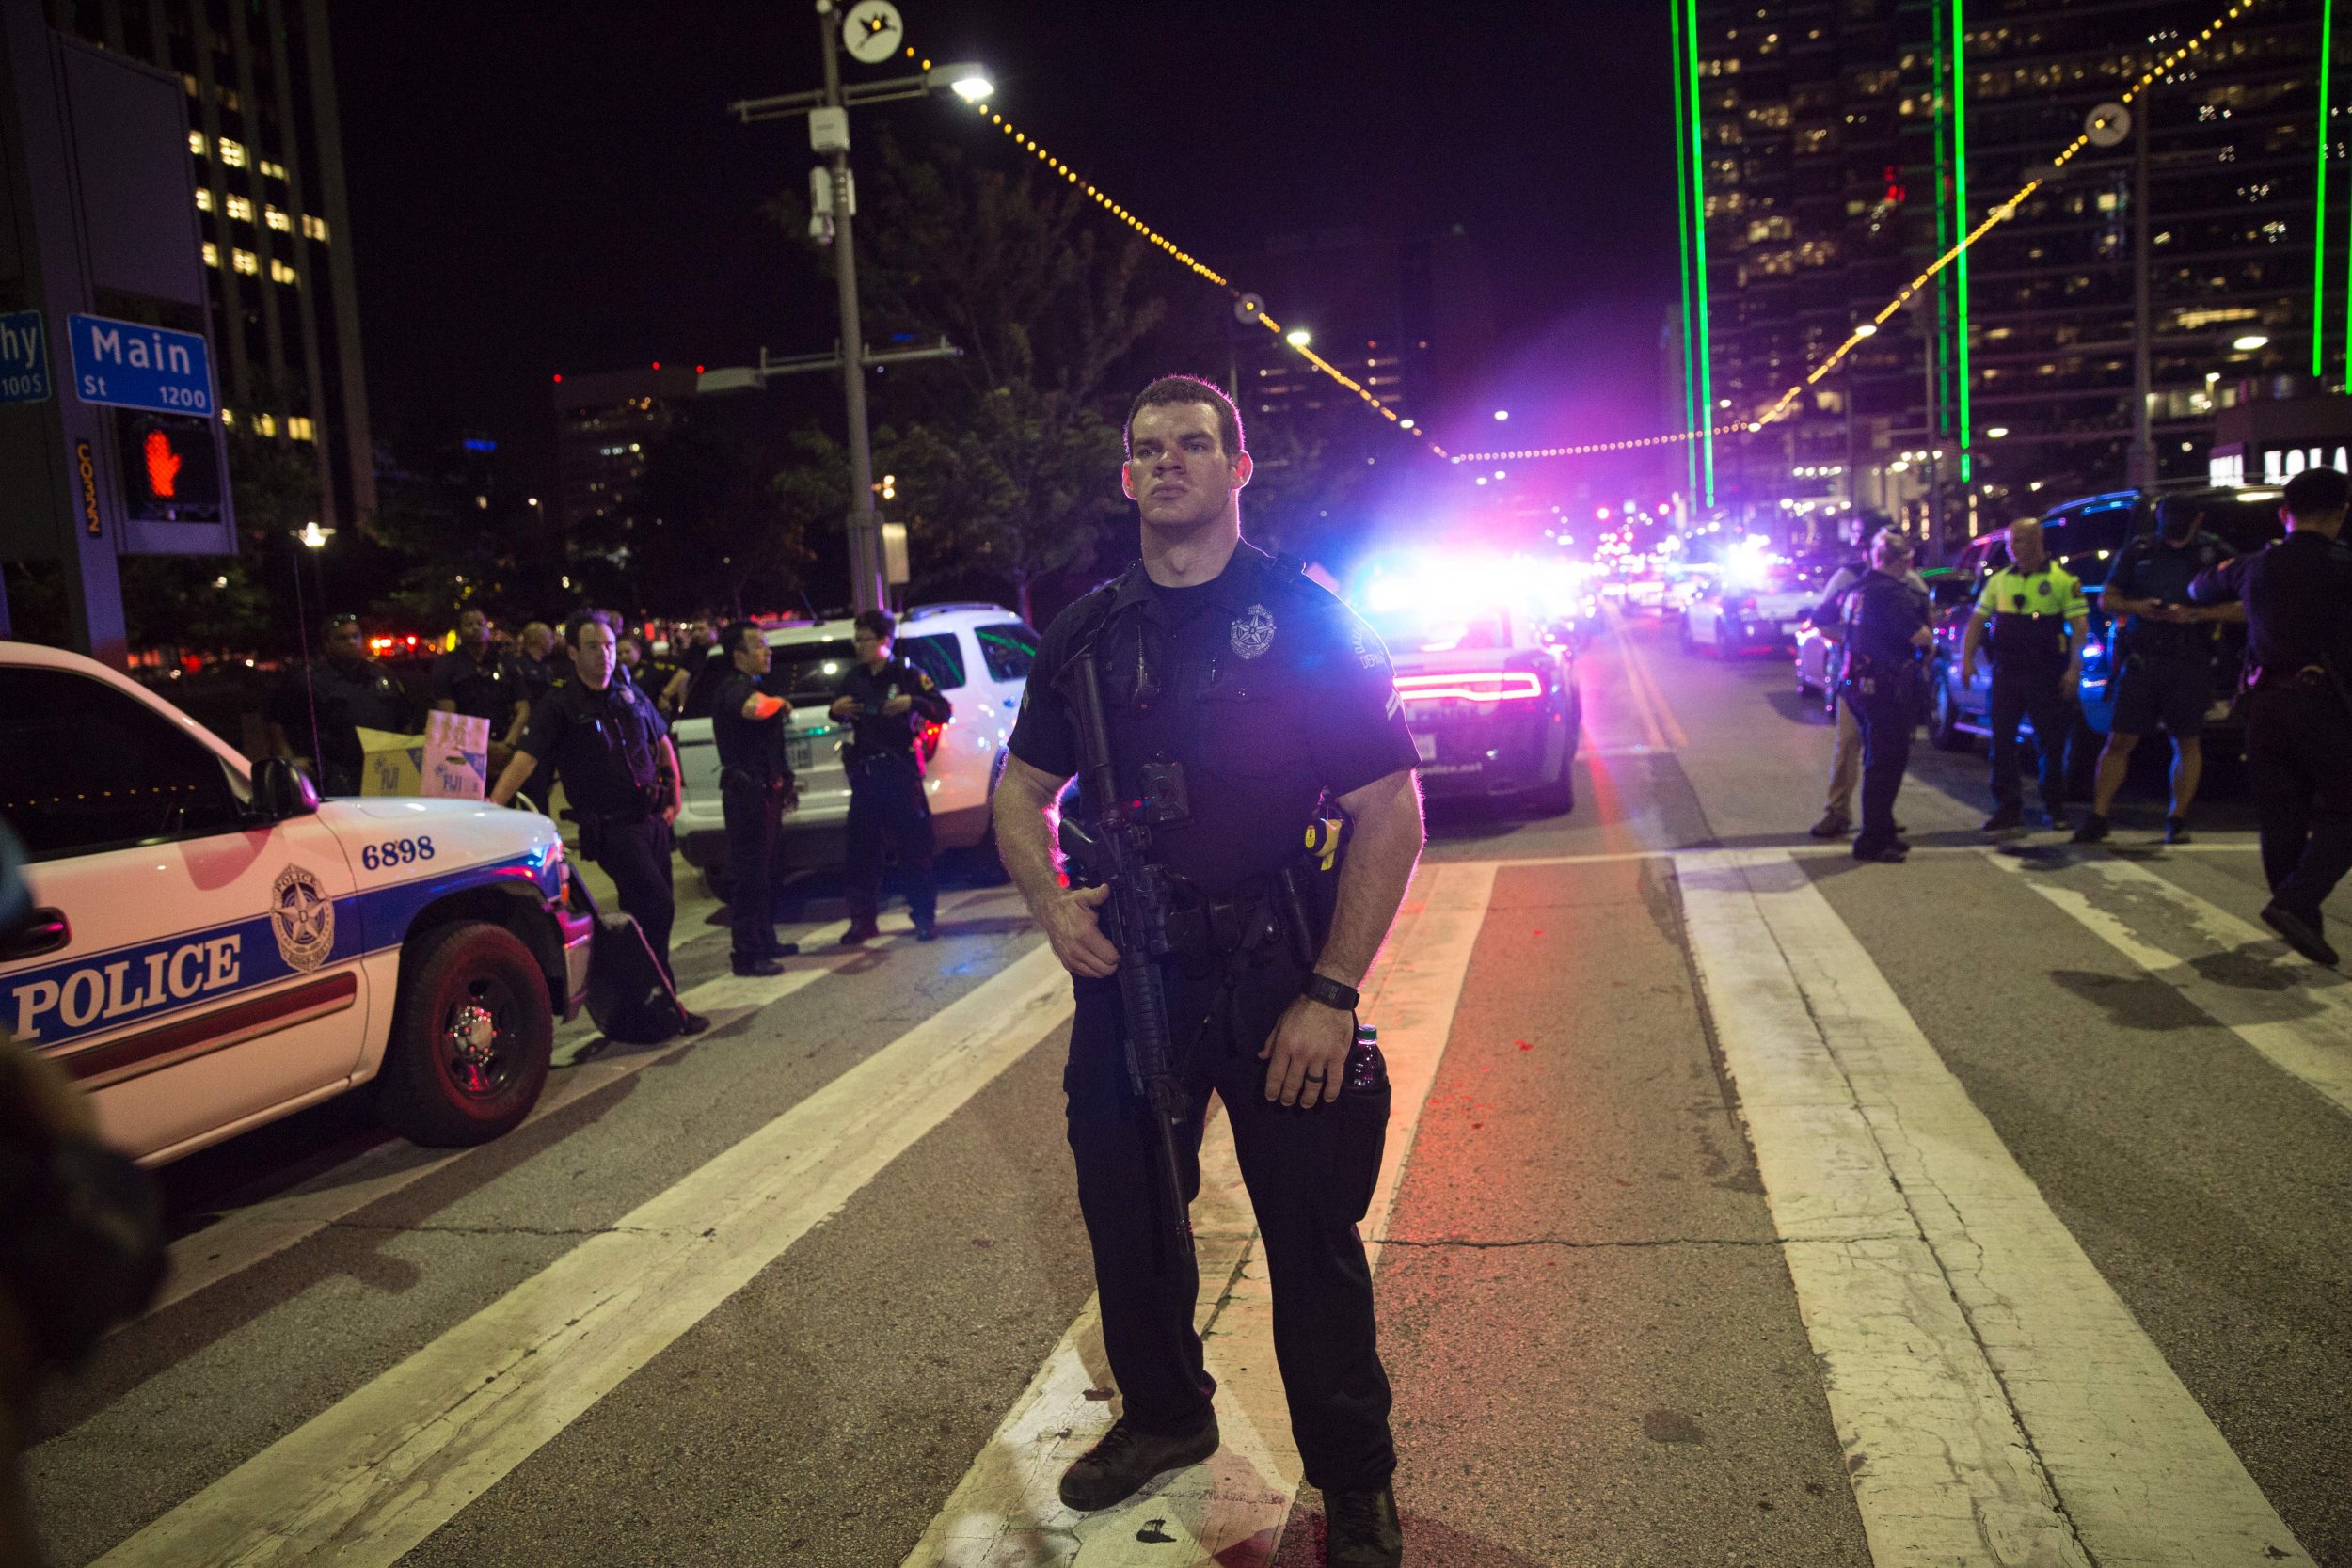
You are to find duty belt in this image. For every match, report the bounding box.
[719,766,788,791]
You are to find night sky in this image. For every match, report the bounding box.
[331,0,1678,498]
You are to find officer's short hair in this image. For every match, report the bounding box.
[721,620,763,657]
[1124,375,1244,465]
[2283,466,2351,517]
[323,611,359,639]
[564,609,620,648]
[853,609,895,641]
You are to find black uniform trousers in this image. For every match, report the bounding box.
[844,754,935,928]
[1988,663,2073,813]
[2245,686,2352,925]
[1846,673,1915,856]
[1063,943,1396,1496]
[592,816,677,984]
[721,776,787,962]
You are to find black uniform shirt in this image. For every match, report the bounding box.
[835,657,951,765]
[1843,568,1930,674]
[2190,529,2352,678]
[711,668,795,783]
[425,646,531,725]
[2109,531,2233,658]
[266,657,410,773]
[1010,543,1420,894]
[516,676,671,818]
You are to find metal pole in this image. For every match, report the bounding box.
[1916,292,1943,562]
[2127,100,2157,487]
[818,2,883,614]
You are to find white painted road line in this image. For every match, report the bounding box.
[1988,850,2352,1122]
[97,942,1076,1568]
[149,899,1006,1318]
[899,860,1498,1567]
[1681,850,2313,1568]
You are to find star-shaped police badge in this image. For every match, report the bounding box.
[270,863,336,973]
[1230,603,1277,660]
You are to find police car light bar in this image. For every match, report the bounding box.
[1392,671,1543,703]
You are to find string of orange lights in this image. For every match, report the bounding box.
[1443,0,2252,467]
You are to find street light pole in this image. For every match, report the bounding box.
[2127,100,2158,487]
[816,0,884,614]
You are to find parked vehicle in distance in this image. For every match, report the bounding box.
[0,641,591,1166]
[1359,590,1581,816]
[671,606,1037,892]
[1680,561,1831,657]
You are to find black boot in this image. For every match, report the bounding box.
[1324,1486,1404,1567]
[1057,1415,1219,1513]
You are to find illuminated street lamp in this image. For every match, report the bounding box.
[731,6,993,613]
[1285,327,1311,348]
[2233,333,2271,352]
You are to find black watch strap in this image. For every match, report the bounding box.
[1300,973,1359,1012]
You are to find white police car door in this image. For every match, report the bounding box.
[0,665,366,1163]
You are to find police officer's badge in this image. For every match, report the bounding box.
[1231,603,1277,660]
[270,864,336,973]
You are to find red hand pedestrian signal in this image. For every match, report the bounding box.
[143,428,183,499]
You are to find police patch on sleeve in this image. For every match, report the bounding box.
[1231,604,1277,660]
[271,864,336,973]
[1349,618,1390,673]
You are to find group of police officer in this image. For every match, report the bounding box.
[1816,467,2352,966]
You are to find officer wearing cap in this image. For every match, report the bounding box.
[831,609,951,943]
[2189,465,2352,966]
[490,610,706,1035]
[710,621,801,975]
[265,613,415,797]
[2074,504,2240,846]
[1960,516,2090,832]
[426,608,532,776]
[993,375,1424,1566]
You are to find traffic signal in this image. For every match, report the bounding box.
[118,412,223,522]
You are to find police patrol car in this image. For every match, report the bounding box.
[0,641,592,1165]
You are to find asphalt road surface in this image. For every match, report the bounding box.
[26,609,2351,1567]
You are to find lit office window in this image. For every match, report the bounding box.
[195,187,212,212]
[287,417,315,441]
[225,194,253,221]
[254,413,278,436]
[201,241,218,267]
[259,159,287,181]
[231,247,258,275]
[264,206,290,231]
[188,130,206,155]
[218,137,247,168]
[301,214,328,242]
[220,408,235,426]
[270,258,298,284]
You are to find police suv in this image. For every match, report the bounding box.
[0,641,592,1165]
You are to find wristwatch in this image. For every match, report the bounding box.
[1300,973,1359,1013]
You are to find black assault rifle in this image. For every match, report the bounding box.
[1055,644,1195,1271]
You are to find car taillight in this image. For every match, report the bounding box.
[1393,671,1544,703]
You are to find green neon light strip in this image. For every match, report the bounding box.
[1683,0,1715,505]
[1950,0,1973,483]
[2318,0,2335,379]
[1669,0,1700,500]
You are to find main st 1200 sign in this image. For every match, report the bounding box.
[67,312,215,417]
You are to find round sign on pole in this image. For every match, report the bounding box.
[1233,293,1264,325]
[2085,102,2131,149]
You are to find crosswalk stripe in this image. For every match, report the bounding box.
[1680,849,2313,1568]
[898,860,1498,1566]
[1986,850,2352,1121]
[94,941,1075,1568]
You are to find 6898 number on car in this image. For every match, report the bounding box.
[360,836,437,872]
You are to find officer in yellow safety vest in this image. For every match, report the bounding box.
[1960,517,2090,832]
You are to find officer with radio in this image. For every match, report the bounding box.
[710,622,800,975]
[2189,465,2352,966]
[1841,530,1934,862]
[265,612,415,797]
[1961,517,2090,832]
[830,609,950,944]
[993,376,1424,1567]
[490,610,706,1034]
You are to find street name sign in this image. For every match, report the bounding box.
[0,309,49,404]
[67,312,215,417]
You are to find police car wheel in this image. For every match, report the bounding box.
[378,921,553,1147]
[1929,675,1972,752]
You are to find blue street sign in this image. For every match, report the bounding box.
[0,310,49,404]
[67,312,215,418]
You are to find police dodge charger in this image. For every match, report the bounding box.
[0,642,592,1165]
[1358,587,1581,815]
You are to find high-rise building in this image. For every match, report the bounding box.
[552,364,702,546]
[42,0,374,531]
[1674,0,2325,543]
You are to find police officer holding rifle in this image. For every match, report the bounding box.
[2188,466,2352,966]
[993,376,1423,1566]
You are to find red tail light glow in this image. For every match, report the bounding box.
[1393,671,1543,704]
